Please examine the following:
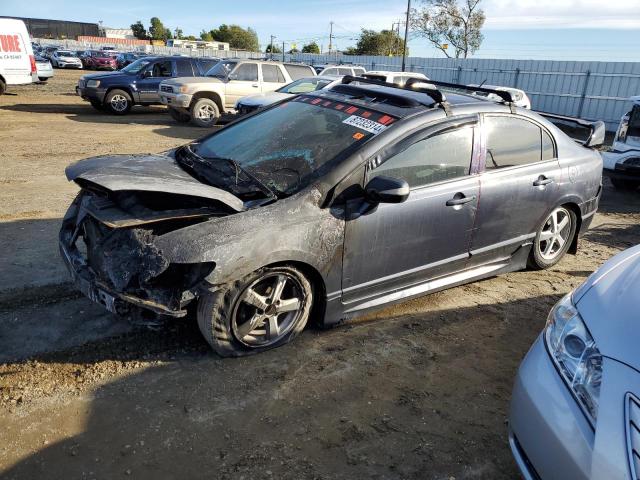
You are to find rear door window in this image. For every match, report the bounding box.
[231,63,258,81]
[176,59,194,77]
[484,116,543,170]
[262,64,286,83]
[195,58,219,75]
[372,127,474,188]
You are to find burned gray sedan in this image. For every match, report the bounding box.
[60,78,604,356]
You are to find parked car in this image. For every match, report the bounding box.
[60,78,604,357]
[50,50,83,69]
[76,56,219,115]
[35,55,54,82]
[40,45,59,59]
[361,70,429,87]
[0,18,37,94]
[602,96,640,191]
[319,64,366,76]
[235,75,342,115]
[115,52,144,69]
[509,244,640,480]
[468,84,532,109]
[159,59,317,126]
[81,50,117,70]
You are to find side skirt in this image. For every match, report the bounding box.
[322,244,531,328]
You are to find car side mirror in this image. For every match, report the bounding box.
[364,176,410,204]
[142,70,152,78]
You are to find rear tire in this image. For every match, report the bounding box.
[105,89,132,115]
[0,79,5,95]
[611,178,639,191]
[38,77,49,82]
[528,206,577,270]
[168,107,191,123]
[190,98,220,127]
[197,266,313,357]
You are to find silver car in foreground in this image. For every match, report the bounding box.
[509,244,640,479]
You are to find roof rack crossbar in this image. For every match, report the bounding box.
[405,78,515,104]
[340,75,447,107]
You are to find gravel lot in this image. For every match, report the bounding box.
[1,69,639,480]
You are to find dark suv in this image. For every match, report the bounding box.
[76,56,220,115]
[60,77,603,356]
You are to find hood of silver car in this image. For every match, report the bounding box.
[65,154,245,212]
[574,245,640,371]
[238,92,291,107]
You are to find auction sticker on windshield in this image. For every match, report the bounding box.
[342,115,389,135]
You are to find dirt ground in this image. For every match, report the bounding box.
[0,69,639,480]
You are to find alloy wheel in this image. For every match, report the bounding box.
[231,272,306,347]
[197,104,216,120]
[110,94,128,112]
[537,207,572,261]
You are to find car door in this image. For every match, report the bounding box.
[341,118,481,308]
[260,63,287,93]
[137,59,173,103]
[225,62,260,108]
[468,114,562,266]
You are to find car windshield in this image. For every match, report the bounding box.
[277,78,332,94]
[121,58,152,74]
[186,96,396,196]
[206,60,236,78]
[58,51,76,57]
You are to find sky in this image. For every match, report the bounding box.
[2,0,640,61]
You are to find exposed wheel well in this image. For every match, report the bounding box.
[267,260,327,327]
[191,91,224,113]
[562,202,582,254]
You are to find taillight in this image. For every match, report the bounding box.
[616,117,629,143]
[29,54,36,73]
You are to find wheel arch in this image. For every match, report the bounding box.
[191,91,224,113]
[561,201,582,255]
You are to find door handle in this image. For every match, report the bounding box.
[446,194,477,207]
[251,83,259,88]
[533,176,553,187]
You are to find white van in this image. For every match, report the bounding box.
[0,18,37,95]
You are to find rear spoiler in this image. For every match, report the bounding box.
[537,112,606,148]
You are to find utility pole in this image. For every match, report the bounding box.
[282,41,285,62]
[269,35,275,60]
[328,21,334,53]
[401,0,410,72]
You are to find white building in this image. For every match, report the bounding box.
[166,39,229,51]
[104,28,135,39]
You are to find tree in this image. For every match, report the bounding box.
[207,24,260,51]
[288,47,299,54]
[348,29,406,56]
[149,17,170,42]
[410,0,485,58]
[265,44,282,54]
[186,35,197,41]
[130,21,148,40]
[301,41,320,54]
[200,30,214,41]
[174,28,184,40]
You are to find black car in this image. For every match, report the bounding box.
[60,78,604,356]
[76,56,220,115]
[115,52,144,69]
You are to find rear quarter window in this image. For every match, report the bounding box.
[284,64,314,80]
[176,59,194,77]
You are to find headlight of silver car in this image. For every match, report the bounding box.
[86,80,100,88]
[544,293,602,425]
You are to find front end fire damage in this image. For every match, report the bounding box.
[59,153,345,323]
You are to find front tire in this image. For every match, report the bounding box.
[105,89,132,115]
[197,266,313,357]
[190,98,220,127]
[168,107,191,123]
[528,206,577,270]
[611,178,639,191]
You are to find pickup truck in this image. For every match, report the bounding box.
[159,59,316,127]
[76,56,219,114]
